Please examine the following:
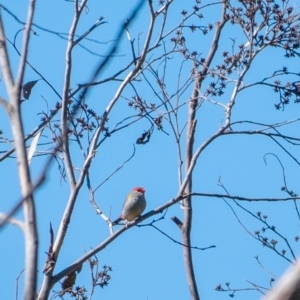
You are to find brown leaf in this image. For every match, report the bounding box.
[61,271,77,291]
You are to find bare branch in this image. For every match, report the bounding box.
[263,259,300,300]
[15,0,36,97]
[15,269,25,300]
[0,213,24,230]
[151,223,215,250]
[61,0,89,191]
[0,9,14,93]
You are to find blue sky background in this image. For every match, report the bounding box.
[1,0,300,299]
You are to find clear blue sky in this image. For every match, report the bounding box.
[1,1,300,299]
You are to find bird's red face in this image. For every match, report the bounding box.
[132,187,145,194]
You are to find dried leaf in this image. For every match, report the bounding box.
[76,263,83,274]
[27,129,43,164]
[60,271,77,295]
[23,80,39,100]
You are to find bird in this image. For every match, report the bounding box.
[112,187,146,225]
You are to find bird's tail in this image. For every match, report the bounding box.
[112,216,123,225]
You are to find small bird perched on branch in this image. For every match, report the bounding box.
[112,187,146,225]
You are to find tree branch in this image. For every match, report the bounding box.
[263,259,300,300]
